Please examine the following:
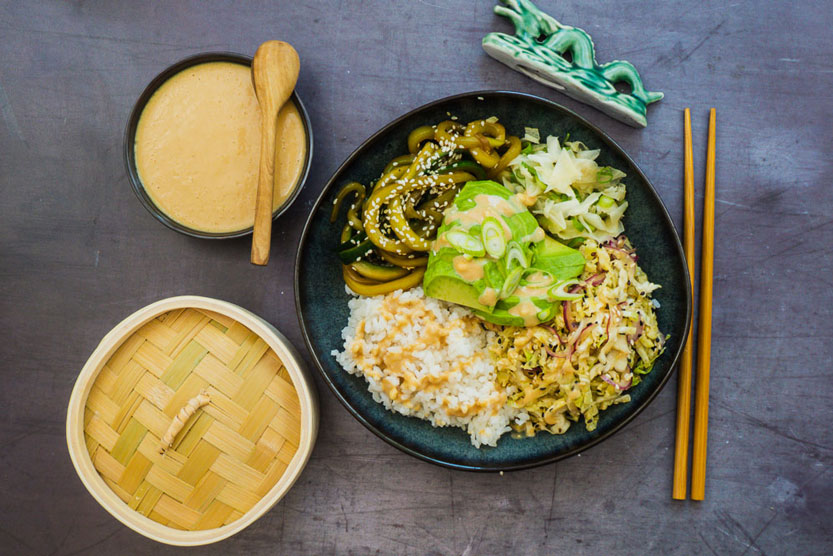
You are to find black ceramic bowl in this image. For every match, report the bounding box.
[124,52,313,239]
[296,91,690,471]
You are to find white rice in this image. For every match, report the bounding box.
[333,287,527,447]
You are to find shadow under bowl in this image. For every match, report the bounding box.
[124,51,313,239]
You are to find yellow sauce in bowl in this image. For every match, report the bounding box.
[134,61,306,234]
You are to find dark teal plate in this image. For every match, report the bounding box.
[295,91,691,471]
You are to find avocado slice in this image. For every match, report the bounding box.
[424,274,494,313]
[532,235,586,280]
[473,296,554,327]
[423,180,585,327]
[472,307,524,327]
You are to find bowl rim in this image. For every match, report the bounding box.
[65,296,319,545]
[123,51,314,239]
[294,90,691,472]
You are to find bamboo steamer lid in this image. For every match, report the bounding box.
[66,296,318,546]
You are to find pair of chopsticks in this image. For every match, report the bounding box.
[672,108,716,501]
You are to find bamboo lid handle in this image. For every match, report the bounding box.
[250,40,300,266]
[158,390,210,454]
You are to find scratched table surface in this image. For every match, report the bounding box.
[2,1,831,554]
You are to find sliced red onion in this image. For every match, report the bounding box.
[603,237,622,249]
[542,325,564,345]
[635,319,644,341]
[522,366,542,377]
[585,272,606,286]
[577,323,593,344]
[562,301,574,333]
[603,235,638,262]
[568,283,585,294]
[545,347,567,359]
[628,317,644,345]
[602,374,632,391]
[615,246,637,261]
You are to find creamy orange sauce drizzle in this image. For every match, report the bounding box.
[513,272,552,299]
[524,271,552,285]
[508,299,542,327]
[441,193,518,241]
[349,292,505,418]
[432,235,450,252]
[434,193,547,258]
[452,255,486,282]
[135,61,306,233]
[513,284,550,299]
[514,191,538,207]
[442,393,505,418]
[478,287,498,307]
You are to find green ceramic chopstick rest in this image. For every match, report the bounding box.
[482,0,663,128]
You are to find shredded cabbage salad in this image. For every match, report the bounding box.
[488,237,665,435]
[481,132,667,435]
[502,134,628,243]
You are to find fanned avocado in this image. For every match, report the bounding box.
[423,180,585,326]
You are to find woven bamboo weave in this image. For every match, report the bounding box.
[83,308,301,531]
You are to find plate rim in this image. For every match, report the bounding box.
[294,90,692,472]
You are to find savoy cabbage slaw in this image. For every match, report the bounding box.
[502,134,629,243]
[481,131,666,435]
[488,237,665,435]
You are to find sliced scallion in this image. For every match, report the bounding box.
[446,229,485,258]
[537,305,556,323]
[481,217,506,259]
[522,269,554,287]
[501,266,523,299]
[548,279,583,301]
[597,194,616,209]
[572,217,594,233]
[505,241,529,270]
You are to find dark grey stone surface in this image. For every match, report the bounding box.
[1,1,831,554]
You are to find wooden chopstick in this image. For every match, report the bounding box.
[672,108,696,500]
[691,108,716,500]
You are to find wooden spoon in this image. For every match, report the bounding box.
[250,40,300,265]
